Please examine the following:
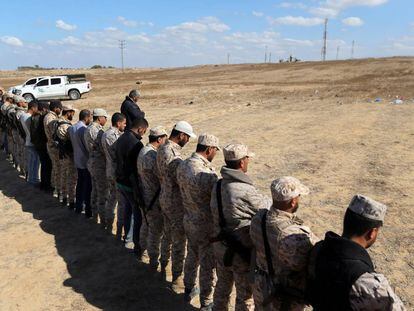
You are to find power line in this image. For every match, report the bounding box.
[119,40,126,72]
[321,18,328,61]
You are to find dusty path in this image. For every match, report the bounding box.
[0,155,197,311]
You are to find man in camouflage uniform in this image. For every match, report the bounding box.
[55,105,77,209]
[157,121,196,287]
[101,112,126,233]
[84,108,108,223]
[137,126,168,270]
[176,134,220,309]
[12,96,28,176]
[210,143,272,311]
[43,100,63,196]
[308,195,406,310]
[250,176,319,310]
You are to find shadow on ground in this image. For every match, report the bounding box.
[0,157,196,311]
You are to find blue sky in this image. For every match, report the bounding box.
[0,0,412,69]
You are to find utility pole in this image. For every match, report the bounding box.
[351,40,355,59]
[119,40,126,72]
[321,18,328,61]
[336,45,340,60]
[265,45,268,63]
[269,52,272,63]
[227,53,230,65]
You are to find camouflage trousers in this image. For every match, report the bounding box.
[140,205,170,269]
[60,156,77,203]
[161,208,186,279]
[16,134,26,173]
[47,144,61,192]
[184,223,216,306]
[213,242,254,311]
[105,178,118,231]
[89,160,107,224]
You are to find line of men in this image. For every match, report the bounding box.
[0,87,406,311]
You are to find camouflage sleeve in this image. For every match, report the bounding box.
[244,189,272,215]
[168,157,183,180]
[278,226,319,271]
[349,272,406,311]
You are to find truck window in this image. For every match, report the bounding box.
[36,79,49,86]
[51,78,61,85]
[26,79,37,85]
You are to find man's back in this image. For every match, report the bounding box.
[115,130,142,187]
[176,152,218,229]
[120,97,145,130]
[69,121,88,169]
[137,144,159,207]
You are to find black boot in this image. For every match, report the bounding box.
[68,202,75,210]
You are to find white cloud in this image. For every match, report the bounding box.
[105,27,118,31]
[0,36,23,47]
[309,7,339,18]
[252,11,264,17]
[269,16,325,26]
[56,20,77,31]
[342,17,364,26]
[118,16,138,27]
[166,17,230,33]
[279,2,307,9]
[310,0,388,18]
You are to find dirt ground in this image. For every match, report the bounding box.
[0,57,413,310]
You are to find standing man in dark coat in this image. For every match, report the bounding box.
[121,90,145,130]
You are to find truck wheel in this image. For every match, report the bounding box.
[23,94,34,102]
[68,89,81,100]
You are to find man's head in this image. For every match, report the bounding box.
[196,133,221,162]
[111,112,127,132]
[270,176,310,213]
[49,100,63,115]
[149,126,168,147]
[13,96,27,108]
[129,89,141,103]
[223,143,254,173]
[62,104,76,121]
[37,100,49,113]
[170,121,196,147]
[92,108,108,126]
[131,117,149,137]
[27,101,39,115]
[342,194,387,249]
[79,109,92,125]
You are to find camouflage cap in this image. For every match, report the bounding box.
[348,194,387,222]
[223,143,255,161]
[271,176,310,202]
[198,133,221,150]
[62,104,76,112]
[150,126,168,137]
[93,108,108,118]
[13,95,26,103]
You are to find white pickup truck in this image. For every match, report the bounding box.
[9,74,92,102]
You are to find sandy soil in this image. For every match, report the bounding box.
[0,57,413,310]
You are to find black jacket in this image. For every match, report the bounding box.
[115,129,144,187]
[120,96,145,130]
[30,113,48,152]
[308,231,375,311]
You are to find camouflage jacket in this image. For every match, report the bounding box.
[210,166,272,247]
[137,143,160,210]
[156,140,184,217]
[43,111,59,144]
[349,272,406,310]
[101,126,123,179]
[250,208,320,309]
[177,152,219,234]
[84,122,105,168]
[55,117,73,141]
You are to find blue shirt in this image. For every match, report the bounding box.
[69,121,89,169]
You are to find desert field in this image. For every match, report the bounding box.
[0,57,413,310]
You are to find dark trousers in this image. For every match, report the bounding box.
[118,187,142,251]
[75,168,92,215]
[37,147,52,190]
